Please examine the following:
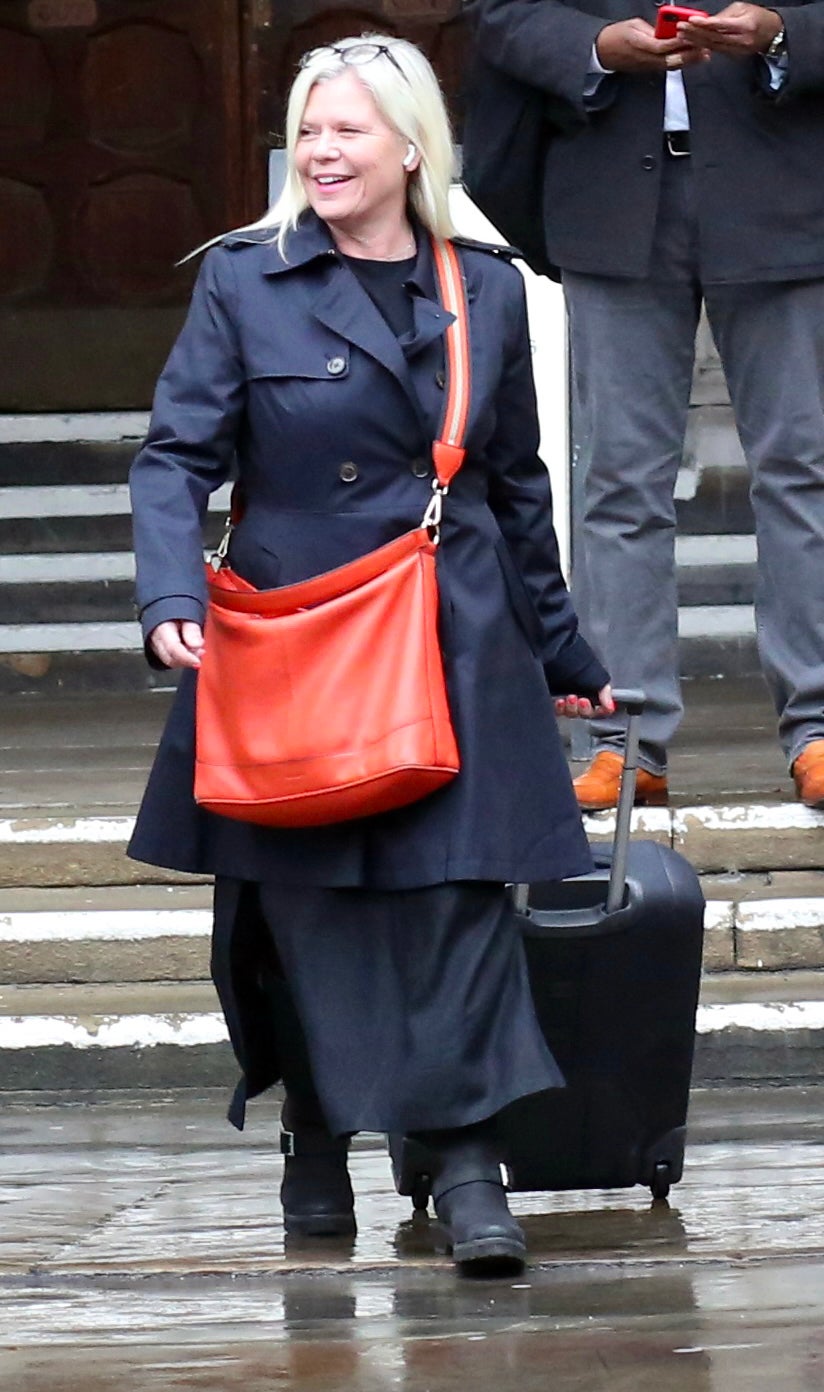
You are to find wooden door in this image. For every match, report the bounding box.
[0,0,246,410]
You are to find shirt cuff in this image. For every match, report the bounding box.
[584,41,615,101]
[763,51,789,90]
[588,42,613,75]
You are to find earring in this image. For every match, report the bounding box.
[402,143,417,169]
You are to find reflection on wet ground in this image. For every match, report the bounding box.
[2,1088,824,1390]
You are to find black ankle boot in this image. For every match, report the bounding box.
[280,1096,356,1237]
[425,1126,525,1273]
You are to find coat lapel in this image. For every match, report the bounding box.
[406,238,486,448]
[311,260,418,401]
[254,214,487,451]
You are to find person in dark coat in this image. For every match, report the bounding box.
[474,0,824,812]
[128,33,611,1272]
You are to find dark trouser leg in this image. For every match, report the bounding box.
[255,886,355,1236]
[705,277,824,766]
[565,157,702,773]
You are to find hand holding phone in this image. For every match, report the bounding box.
[655,4,709,38]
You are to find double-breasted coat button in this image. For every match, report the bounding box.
[410,457,430,478]
[327,356,346,376]
[339,461,358,483]
[435,370,446,389]
[641,154,656,170]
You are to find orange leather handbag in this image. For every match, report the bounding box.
[194,236,470,828]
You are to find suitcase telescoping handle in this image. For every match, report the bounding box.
[605,688,646,914]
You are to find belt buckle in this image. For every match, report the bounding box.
[665,131,690,158]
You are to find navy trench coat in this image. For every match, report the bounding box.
[127,214,608,1120]
[129,212,607,888]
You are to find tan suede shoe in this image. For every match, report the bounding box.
[573,749,669,812]
[792,740,824,810]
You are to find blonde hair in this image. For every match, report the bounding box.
[240,35,456,256]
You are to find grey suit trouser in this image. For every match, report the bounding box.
[564,154,824,774]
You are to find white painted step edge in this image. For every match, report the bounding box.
[0,537,754,582]
[0,482,231,520]
[0,550,219,585]
[0,899,820,946]
[0,609,755,653]
[0,817,136,844]
[675,535,756,567]
[678,606,755,639]
[0,553,136,584]
[0,1013,228,1049]
[0,909,211,943]
[0,622,143,652]
[2,804,824,845]
[1,1001,823,1051]
[0,412,150,445]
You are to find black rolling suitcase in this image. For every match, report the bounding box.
[390,690,705,1207]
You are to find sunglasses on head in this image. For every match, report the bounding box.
[299,41,410,83]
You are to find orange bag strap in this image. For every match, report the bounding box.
[421,236,472,540]
[430,236,471,487]
[212,235,471,568]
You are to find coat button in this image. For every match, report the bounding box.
[339,461,358,483]
[327,356,346,376]
[410,457,430,478]
[641,154,656,170]
[435,370,446,389]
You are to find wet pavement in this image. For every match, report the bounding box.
[2,1088,824,1390]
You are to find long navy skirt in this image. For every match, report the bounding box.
[255,879,564,1137]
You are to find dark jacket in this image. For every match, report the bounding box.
[475,0,824,282]
[127,214,607,890]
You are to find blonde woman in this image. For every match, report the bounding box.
[129,34,611,1273]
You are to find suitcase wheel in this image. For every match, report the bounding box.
[650,1161,672,1201]
[410,1174,432,1213]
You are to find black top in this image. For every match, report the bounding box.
[342,253,416,338]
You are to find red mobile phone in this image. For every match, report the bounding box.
[655,3,708,38]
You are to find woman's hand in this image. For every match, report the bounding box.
[555,684,615,720]
[149,620,205,670]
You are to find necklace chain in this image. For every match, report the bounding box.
[338,232,416,262]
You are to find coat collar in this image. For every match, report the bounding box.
[227,213,485,442]
[226,211,482,303]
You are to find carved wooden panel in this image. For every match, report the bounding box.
[0,0,471,410]
[0,0,244,410]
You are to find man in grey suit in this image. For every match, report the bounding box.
[474,0,824,809]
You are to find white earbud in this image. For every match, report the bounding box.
[402,143,417,169]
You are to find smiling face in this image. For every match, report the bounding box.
[294,70,415,248]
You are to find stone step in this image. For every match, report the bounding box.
[676,534,756,608]
[0,412,147,481]
[0,415,760,689]
[0,482,227,556]
[1,970,822,1091]
[675,459,754,536]
[0,440,138,490]
[7,799,820,888]
[0,581,135,626]
[0,515,137,555]
[0,980,234,1090]
[0,884,213,985]
[3,876,824,985]
[0,650,175,696]
[0,540,757,623]
[0,608,760,697]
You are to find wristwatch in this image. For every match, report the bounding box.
[764,22,787,59]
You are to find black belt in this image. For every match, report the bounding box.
[664,130,691,157]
